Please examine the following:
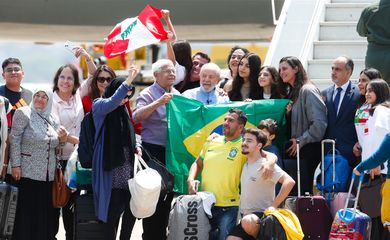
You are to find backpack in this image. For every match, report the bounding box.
[78,112,102,169]
[167,194,211,240]
[316,150,351,193]
[258,214,287,240]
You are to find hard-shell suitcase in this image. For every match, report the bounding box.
[74,194,104,240]
[329,173,372,240]
[318,139,350,217]
[284,140,333,240]
[0,181,18,239]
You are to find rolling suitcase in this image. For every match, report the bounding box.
[329,173,372,240]
[317,139,350,217]
[0,181,18,239]
[284,140,333,240]
[74,194,105,240]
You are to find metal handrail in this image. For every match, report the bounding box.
[271,0,279,25]
[264,0,292,66]
[298,0,328,68]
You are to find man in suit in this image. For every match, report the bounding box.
[321,56,360,167]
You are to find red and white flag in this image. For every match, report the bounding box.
[104,5,168,58]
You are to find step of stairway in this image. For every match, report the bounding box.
[313,40,367,59]
[319,22,365,41]
[331,0,373,3]
[325,3,370,21]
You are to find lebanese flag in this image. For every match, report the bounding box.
[104,5,168,58]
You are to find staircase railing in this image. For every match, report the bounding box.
[264,0,292,66]
[298,0,329,68]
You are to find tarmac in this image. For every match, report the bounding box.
[56,215,143,240]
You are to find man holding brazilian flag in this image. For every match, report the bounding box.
[166,95,289,194]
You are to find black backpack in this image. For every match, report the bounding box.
[78,111,102,169]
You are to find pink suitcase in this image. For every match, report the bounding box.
[329,173,372,240]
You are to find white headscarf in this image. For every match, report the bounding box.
[30,87,54,120]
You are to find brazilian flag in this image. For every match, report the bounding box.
[166,95,289,194]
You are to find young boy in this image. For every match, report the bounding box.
[258,118,283,168]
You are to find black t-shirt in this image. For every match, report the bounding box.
[0,85,32,125]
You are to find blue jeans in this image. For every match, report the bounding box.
[209,206,238,240]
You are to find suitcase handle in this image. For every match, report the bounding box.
[321,139,336,189]
[296,139,301,197]
[341,173,364,219]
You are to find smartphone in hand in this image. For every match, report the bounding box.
[64,40,79,55]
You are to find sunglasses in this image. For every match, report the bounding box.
[96,77,113,83]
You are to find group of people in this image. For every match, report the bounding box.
[0,10,389,240]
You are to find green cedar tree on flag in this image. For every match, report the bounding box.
[166,95,289,194]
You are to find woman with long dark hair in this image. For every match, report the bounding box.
[258,66,287,99]
[353,68,382,158]
[279,56,327,195]
[356,79,390,239]
[221,46,249,92]
[228,53,262,101]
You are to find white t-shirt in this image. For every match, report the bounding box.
[173,62,186,86]
[239,157,285,215]
[354,102,370,160]
[364,105,390,174]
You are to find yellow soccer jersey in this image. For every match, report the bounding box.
[199,135,247,207]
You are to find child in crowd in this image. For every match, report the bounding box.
[257,118,283,168]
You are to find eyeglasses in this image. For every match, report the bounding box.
[34,94,48,100]
[96,77,113,83]
[5,67,22,73]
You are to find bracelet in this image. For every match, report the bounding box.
[2,164,7,167]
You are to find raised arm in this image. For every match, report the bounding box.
[75,47,98,98]
[161,10,177,65]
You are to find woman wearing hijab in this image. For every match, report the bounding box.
[92,66,138,239]
[9,88,68,240]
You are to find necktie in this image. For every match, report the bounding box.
[333,87,342,115]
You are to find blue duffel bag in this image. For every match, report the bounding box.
[317,140,351,193]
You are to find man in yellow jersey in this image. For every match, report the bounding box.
[187,108,277,240]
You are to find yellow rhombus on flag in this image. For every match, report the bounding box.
[166,95,289,194]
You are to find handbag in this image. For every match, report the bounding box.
[128,154,161,218]
[358,174,385,218]
[52,160,71,208]
[76,161,92,188]
[142,147,174,200]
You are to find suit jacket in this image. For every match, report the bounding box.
[321,81,360,166]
